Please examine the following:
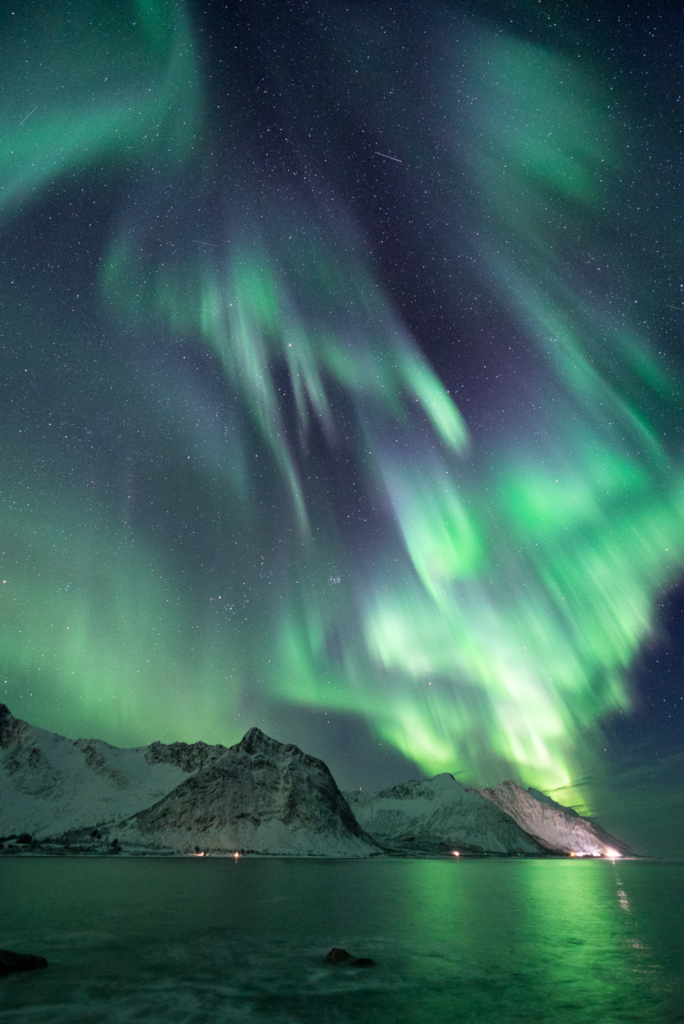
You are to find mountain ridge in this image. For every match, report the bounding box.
[0,704,631,858]
[480,780,632,856]
[345,774,549,855]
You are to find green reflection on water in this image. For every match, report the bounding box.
[0,859,681,1024]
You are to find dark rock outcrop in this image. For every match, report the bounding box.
[324,948,376,967]
[0,949,48,977]
[324,948,353,964]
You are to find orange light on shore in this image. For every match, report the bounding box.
[451,851,460,857]
[605,848,621,859]
[233,852,240,859]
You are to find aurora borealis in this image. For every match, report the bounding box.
[2,0,683,825]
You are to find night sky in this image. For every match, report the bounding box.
[2,0,683,853]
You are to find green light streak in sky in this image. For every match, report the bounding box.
[0,478,240,746]
[100,227,466,530]
[0,0,200,223]
[1,7,683,804]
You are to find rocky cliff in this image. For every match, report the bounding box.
[480,781,631,856]
[105,727,382,856]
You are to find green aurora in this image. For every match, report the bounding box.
[1,0,683,811]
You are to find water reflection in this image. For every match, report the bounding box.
[0,859,681,1024]
[617,886,631,912]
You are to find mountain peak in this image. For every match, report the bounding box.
[0,703,24,747]
[234,726,288,756]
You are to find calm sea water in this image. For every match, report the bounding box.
[0,858,682,1024]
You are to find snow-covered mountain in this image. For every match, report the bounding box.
[0,703,227,838]
[0,704,631,857]
[480,781,631,856]
[0,706,380,856]
[346,775,548,855]
[99,727,382,856]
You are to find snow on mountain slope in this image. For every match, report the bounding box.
[0,704,227,838]
[102,728,382,856]
[480,781,631,856]
[1,704,632,859]
[346,774,547,855]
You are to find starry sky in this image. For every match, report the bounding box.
[1,0,683,853]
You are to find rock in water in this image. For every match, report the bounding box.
[109,728,382,857]
[324,948,376,967]
[480,781,631,856]
[0,950,48,976]
[324,948,353,964]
